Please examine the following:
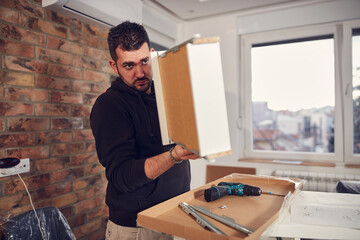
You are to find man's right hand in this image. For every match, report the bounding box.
[172,145,201,161]
[144,144,201,180]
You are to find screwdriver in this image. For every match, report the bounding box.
[204,182,285,202]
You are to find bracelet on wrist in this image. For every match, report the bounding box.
[169,147,183,164]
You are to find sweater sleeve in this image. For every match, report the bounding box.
[90,94,152,193]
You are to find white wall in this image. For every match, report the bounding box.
[181,0,360,189]
[143,0,183,48]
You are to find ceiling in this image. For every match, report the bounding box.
[150,0,299,20]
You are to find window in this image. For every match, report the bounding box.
[352,28,360,155]
[251,36,335,154]
[344,22,360,163]
[240,23,358,162]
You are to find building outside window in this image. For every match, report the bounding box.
[251,36,334,154]
[241,20,360,163]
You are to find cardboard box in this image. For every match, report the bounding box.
[138,174,299,240]
[151,36,232,159]
[206,165,256,183]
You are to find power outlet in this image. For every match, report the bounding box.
[0,158,30,177]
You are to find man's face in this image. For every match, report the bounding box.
[110,42,153,93]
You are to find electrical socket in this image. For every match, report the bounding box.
[0,158,30,177]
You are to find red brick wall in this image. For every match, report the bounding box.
[0,0,113,239]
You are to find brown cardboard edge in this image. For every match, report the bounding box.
[139,213,229,240]
[158,44,200,153]
[206,166,256,183]
[138,174,299,240]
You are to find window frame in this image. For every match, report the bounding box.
[343,20,360,163]
[240,23,345,163]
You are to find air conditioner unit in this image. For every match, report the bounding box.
[42,0,142,28]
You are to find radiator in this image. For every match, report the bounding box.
[273,170,360,192]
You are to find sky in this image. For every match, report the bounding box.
[251,38,335,112]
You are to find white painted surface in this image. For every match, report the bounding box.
[143,0,182,48]
[186,42,231,157]
[145,27,175,49]
[153,0,297,20]
[237,0,360,34]
[189,158,209,190]
[184,13,240,162]
[143,3,178,40]
[151,51,170,146]
[43,0,142,27]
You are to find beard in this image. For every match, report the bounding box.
[117,70,152,93]
[132,77,152,93]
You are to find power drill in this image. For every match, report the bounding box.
[204,182,262,202]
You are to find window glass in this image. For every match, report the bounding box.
[353,28,360,154]
[251,36,335,153]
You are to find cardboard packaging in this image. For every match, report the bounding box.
[138,174,300,240]
[151,36,232,159]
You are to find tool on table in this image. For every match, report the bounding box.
[204,182,285,202]
[179,202,227,236]
[190,205,254,235]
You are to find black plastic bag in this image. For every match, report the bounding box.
[336,180,360,194]
[1,206,75,240]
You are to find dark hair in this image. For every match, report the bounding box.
[107,21,150,61]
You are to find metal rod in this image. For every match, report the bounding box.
[261,191,286,197]
[179,202,226,236]
[190,205,254,235]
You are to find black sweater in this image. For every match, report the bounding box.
[90,79,190,227]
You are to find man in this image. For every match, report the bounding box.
[90,21,199,240]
